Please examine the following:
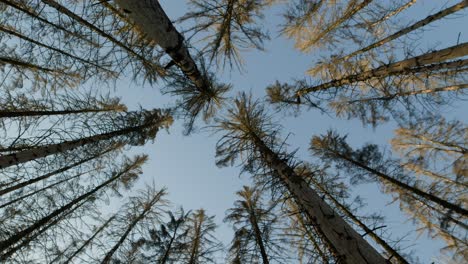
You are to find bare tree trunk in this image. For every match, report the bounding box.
[100,189,166,264]
[298,43,468,96]
[0,162,135,259]
[0,108,121,118]
[40,0,165,76]
[344,84,468,103]
[248,208,270,264]
[250,134,387,264]
[0,0,98,47]
[309,178,409,264]
[0,115,165,169]
[63,214,117,264]
[333,152,468,216]
[0,56,72,75]
[113,0,207,92]
[319,1,467,69]
[0,25,114,74]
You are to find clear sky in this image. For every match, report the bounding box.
[109,1,468,263]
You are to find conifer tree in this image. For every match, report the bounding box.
[224,186,286,264]
[216,93,388,263]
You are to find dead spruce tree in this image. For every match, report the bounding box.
[224,186,286,264]
[0,109,172,169]
[311,131,468,260]
[0,155,147,261]
[216,93,388,263]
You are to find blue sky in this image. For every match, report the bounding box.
[110,1,467,262]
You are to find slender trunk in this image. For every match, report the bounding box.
[0,197,90,261]
[367,0,417,28]
[188,215,203,264]
[247,207,270,264]
[0,108,120,118]
[0,56,72,75]
[114,0,207,92]
[0,0,99,47]
[158,223,181,264]
[0,145,117,197]
[40,0,165,76]
[0,164,133,257]
[324,1,467,67]
[250,134,387,264]
[63,214,117,264]
[402,163,467,188]
[288,201,330,262]
[0,25,115,74]
[298,43,468,96]
[309,178,409,264]
[334,151,468,216]
[345,84,468,103]
[304,0,373,49]
[0,169,93,209]
[100,190,166,264]
[0,118,158,169]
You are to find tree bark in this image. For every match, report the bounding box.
[309,177,409,264]
[250,134,387,264]
[298,43,468,96]
[113,0,207,92]
[247,207,270,264]
[0,115,164,169]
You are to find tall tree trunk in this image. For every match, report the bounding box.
[309,177,409,264]
[0,114,167,169]
[0,108,122,118]
[297,43,468,97]
[0,162,136,257]
[63,214,117,264]
[0,56,72,75]
[100,189,166,264]
[314,1,467,72]
[0,0,98,47]
[332,151,468,216]
[0,25,114,74]
[247,207,270,264]
[0,144,118,196]
[113,0,207,92]
[344,84,468,103]
[40,0,165,76]
[250,134,387,264]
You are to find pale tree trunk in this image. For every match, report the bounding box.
[0,120,157,169]
[323,1,467,67]
[0,162,136,258]
[309,177,409,264]
[113,0,207,91]
[63,214,117,264]
[298,43,468,96]
[251,134,388,264]
[333,151,468,216]
[100,189,166,264]
[40,0,164,75]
